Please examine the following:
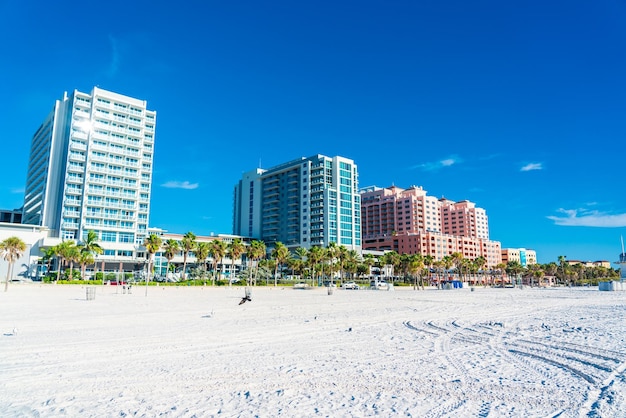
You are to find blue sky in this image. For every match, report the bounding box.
[1,0,625,264]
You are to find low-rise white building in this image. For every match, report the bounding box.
[0,222,53,281]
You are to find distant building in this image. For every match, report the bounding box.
[501,248,537,267]
[0,208,23,224]
[360,185,501,267]
[565,259,611,269]
[21,87,156,270]
[147,229,250,279]
[233,155,361,251]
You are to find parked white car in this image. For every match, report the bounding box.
[342,281,359,290]
[370,280,389,290]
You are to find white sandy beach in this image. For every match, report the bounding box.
[1,284,625,417]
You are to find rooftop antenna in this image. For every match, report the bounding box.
[259,157,262,169]
[622,235,625,254]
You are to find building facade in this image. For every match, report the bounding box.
[233,155,361,251]
[360,185,502,267]
[22,87,156,266]
[0,208,23,224]
[0,223,51,280]
[501,248,537,267]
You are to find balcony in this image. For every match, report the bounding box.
[65,187,82,195]
[87,200,104,208]
[66,175,83,184]
[88,177,108,187]
[71,131,88,141]
[63,198,81,206]
[69,153,86,162]
[67,163,85,173]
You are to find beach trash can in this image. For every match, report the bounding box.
[86,286,96,301]
[327,286,334,295]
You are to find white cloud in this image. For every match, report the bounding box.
[412,155,462,171]
[11,188,24,194]
[161,181,199,190]
[521,162,542,172]
[547,208,626,227]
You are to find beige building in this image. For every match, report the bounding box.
[566,259,611,269]
[501,248,537,267]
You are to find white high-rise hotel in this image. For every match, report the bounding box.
[23,87,155,260]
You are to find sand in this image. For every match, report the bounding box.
[1,283,625,417]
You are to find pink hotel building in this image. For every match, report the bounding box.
[360,185,502,267]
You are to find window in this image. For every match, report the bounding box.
[119,232,134,243]
[101,231,117,242]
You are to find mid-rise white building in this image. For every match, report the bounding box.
[233,155,361,251]
[22,87,156,265]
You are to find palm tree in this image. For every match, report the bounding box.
[558,255,569,286]
[144,234,162,295]
[326,242,339,284]
[162,239,180,281]
[362,253,375,279]
[423,255,434,286]
[336,245,349,284]
[474,256,487,286]
[411,253,424,290]
[529,264,545,287]
[180,231,197,280]
[442,255,454,281]
[247,240,266,286]
[399,254,411,283]
[54,240,79,281]
[78,251,95,281]
[381,251,400,282]
[544,262,558,286]
[271,242,290,286]
[506,261,524,286]
[228,238,246,285]
[209,239,228,285]
[40,247,56,281]
[450,252,464,282]
[294,247,308,281]
[80,230,103,280]
[66,244,81,281]
[287,257,304,281]
[494,263,507,286]
[432,260,444,285]
[307,246,324,286]
[344,250,360,281]
[194,242,210,281]
[1,236,27,292]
